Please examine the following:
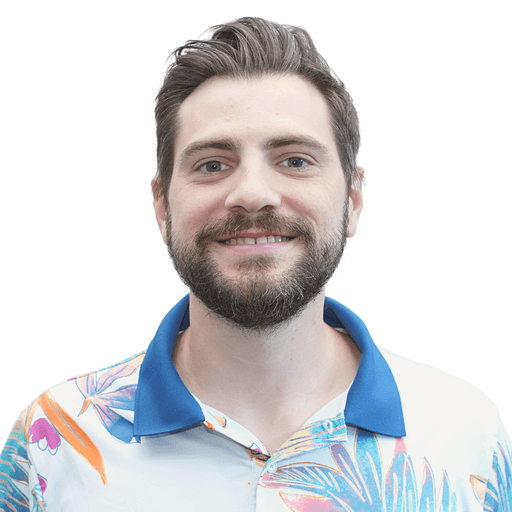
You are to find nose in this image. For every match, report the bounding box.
[224,160,281,213]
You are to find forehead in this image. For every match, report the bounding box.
[174,74,338,159]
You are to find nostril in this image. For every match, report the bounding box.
[224,181,281,213]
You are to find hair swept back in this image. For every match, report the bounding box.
[153,17,361,202]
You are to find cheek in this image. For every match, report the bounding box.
[284,187,343,230]
[170,190,225,232]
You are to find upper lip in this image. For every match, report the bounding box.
[217,231,295,241]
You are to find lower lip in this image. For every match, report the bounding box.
[215,239,295,254]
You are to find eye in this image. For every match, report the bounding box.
[279,157,310,169]
[198,160,229,174]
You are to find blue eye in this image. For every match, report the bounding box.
[198,161,228,173]
[280,157,309,168]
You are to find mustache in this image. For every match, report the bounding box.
[194,211,315,246]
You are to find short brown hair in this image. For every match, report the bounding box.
[154,17,361,201]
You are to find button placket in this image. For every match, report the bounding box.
[266,461,277,474]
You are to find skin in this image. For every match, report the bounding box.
[153,74,364,454]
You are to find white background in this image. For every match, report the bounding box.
[1,0,510,442]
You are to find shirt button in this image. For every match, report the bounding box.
[267,462,277,474]
[323,420,333,433]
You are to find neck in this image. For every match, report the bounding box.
[172,290,361,453]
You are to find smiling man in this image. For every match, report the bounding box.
[155,72,363,457]
[1,17,510,512]
[160,74,358,331]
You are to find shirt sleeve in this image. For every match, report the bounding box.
[0,411,46,512]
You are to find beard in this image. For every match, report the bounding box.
[166,200,349,333]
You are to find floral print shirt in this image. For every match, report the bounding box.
[1,295,510,511]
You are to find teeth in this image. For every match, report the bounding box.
[221,236,293,245]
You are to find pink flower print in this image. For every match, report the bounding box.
[29,418,61,455]
[38,474,48,494]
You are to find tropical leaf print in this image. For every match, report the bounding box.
[418,458,434,512]
[273,413,347,467]
[75,353,144,443]
[77,353,144,398]
[471,443,512,511]
[354,428,383,507]
[268,462,355,511]
[384,438,418,511]
[0,354,144,507]
[470,474,488,506]
[30,481,46,512]
[0,419,30,511]
[280,493,347,511]
[261,429,457,512]
[1,418,50,511]
[39,391,107,485]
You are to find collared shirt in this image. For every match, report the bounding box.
[1,295,510,511]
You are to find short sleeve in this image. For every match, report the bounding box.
[0,412,46,512]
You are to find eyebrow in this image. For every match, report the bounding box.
[176,134,332,167]
[263,135,331,156]
[176,138,241,167]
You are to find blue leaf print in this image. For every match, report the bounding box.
[354,430,383,508]
[75,353,143,443]
[472,444,512,511]
[0,419,29,511]
[385,438,418,512]
[261,429,456,512]
[438,471,453,512]
[418,458,435,512]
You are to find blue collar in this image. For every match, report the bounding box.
[134,295,406,438]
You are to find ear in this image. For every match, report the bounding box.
[346,166,364,238]
[151,177,169,244]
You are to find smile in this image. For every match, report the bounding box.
[218,236,295,245]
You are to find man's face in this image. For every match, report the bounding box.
[154,74,363,331]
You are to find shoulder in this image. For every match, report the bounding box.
[380,346,501,446]
[0,351,147,508]
[381,346,498,415]
[32,350,146,402]
[21,350,146,443]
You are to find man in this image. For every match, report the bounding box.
[1,17,509,511]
